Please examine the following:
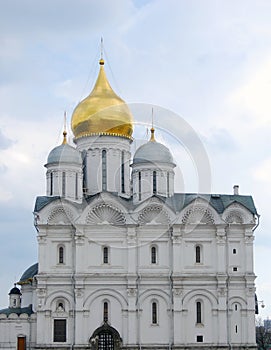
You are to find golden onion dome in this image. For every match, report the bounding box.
[71,59,133,140]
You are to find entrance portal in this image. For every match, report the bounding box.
[90,323,122,350]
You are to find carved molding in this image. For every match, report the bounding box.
[138,205,170,225]
[47,206,74,225]
[86,204,125,225]
[182,206,215,225]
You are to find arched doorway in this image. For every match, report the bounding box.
[90,323,122,350]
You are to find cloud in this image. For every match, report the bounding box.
[0,129,14,149]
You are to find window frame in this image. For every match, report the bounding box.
[151,245,158,264]
[53,319,67,343]
[151,300,158,325]
[103,246,109,264]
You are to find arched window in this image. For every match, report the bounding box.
[62,172,66,197]
[102,150,107,191]
[138,171,142,201]
[121,151,125,193]
[195,245,201,263]
[151,246,157,264]
[152,301,158,324]
[50,172,53,196]
[103,301,108,322]
[153,171,157,194]
[103,246,109,264]
[58,246,64,264]
[196,301,202,324]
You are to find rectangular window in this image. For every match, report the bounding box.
[153,171,157,194]
[138,172,141,201]
[54,319,66,342]
[233,267,238,271]
[75,173,78,199]
[197,335,203,342]
[196,246,201,263]
[102,150,107,191]
[196,301,202,324]
[121,151,125,193]
[167,172,170,196]
[152,302,157,324]
[50,172,53,196]
[103,247,109,264]
[62,172,66,197]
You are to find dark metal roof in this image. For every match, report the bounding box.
[0,304,33,316]
[9,286,21,295]
[18,263,38,285]
[34,193,257,216]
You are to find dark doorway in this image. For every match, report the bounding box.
[90,323,122,350]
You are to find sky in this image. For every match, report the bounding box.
[1,0,271,318]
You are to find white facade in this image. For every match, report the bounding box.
[0,60,259,350]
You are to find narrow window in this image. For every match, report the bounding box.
[196,245,201,263]
[50,172,53,195]
[151,246,157,264]
[235,304,238,311]
[82,150,87,193]
[53,319,66,342]
[103,246,109,264]
[167,172,170,196]
[62,172,66,197]
[152,302,157,324]
[196,301,202,324]
[153,171,157,194]
[75,173,78,199]
[102,150,107,191]
[138,172,142,201]
[235,325,238,333]
[121,151,125,193]
[59,247,64,264]
[103,301,108,322]
[13,298,16,307]
[233,248,236,254]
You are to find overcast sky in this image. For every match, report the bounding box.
[1,0,271,318]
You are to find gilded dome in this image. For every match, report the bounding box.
[71,59,133,140]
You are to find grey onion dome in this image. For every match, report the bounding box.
[133,140,174,165]
[9,285,21,295]
[46,143,82,165]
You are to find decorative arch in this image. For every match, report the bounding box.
[44,290,73,310]
[47,205,74,224]
[181,206,215,225]
[223,202,255,224]
[138,205,170,225]
[86,204,125,225]
[139,288,170,307]
[182,289,218,308]
[229,296,247,310]
[83,289,128,310]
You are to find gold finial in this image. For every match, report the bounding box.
[62,111,67,144]
[150,107,156,141]
[99,37,104,65]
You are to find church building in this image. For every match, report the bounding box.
[0,56,259,349]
